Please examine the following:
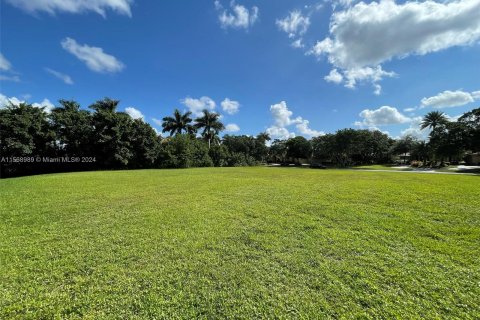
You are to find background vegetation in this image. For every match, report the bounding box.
[1,98,479,177]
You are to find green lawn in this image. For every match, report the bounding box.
[1,168,479,319]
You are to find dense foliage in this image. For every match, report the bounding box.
[1,98,479,177]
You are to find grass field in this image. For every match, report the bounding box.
[1,168,479,319]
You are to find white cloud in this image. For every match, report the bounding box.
[5,0,133,17]
[324,69,343,84]
[291,39,304,48]
[152,118,163,127]
[270,101,301,127]
[266,126,296,140]
[319,65,395,94]
[0,53,20,82]
[403,107,417,112]
[221,98,240,114]
[421,90,476,108]
[125,107,144,120]
[296,119,324,137]
[32,98,55,113]
[343,67,393,88]
[61,37,124,73]
[472,91,480,99]
[0,93,23,107]
[0,75,20,82]
[312,0,480,69]
[356,106,411,127]
[215,1,258,30]
[401,116,429,139]
[45,67,74,85]
[268,101,322,138]
[310,0,480,92]
[1,94,55,112]
[276,10,310,38]
[0,53,12,71]
[333,0,358,8]
[225,123,240,132]
[181,96,216,116]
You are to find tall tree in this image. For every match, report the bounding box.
[420,111,449,165]
[129,119,161,168]
[420,111,448,130]
[50,100,93,157]
[268,139,288,163]
[0,103,56,176]
[458,107,480,152]
[392,135,418,164]
[89,98,134,167]
[286,136,311,164]
[194,109,224,148]
[161,109,196,136]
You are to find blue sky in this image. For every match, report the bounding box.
[1,0,479,139]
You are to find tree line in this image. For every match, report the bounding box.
[1,98,479,177]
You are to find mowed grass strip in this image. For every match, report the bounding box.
[0,167,479,319]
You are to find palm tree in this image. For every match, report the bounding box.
[89,98,119,113]
[161,109,196,136]
[194,109,225,148]
[420,111,448,130]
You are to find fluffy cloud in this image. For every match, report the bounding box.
[343,66,396,95]
[0,53,12,71]
[32,98,55,113]
[311,0,480,92]
[400,116,429,139]
[312,0,480,68]
[221,98,240,114]
[276,10,310,38]
[0,93,22,107]
[61,37,124,73]
[5,0,133,17]
[324,69,343,84]
[267,101,323,138]
[125,107,144,120]
[215,1,258,30]
[321,65,395,94]
[270,101,299,127]
[0,94,55,112]
[45,68,74,85]
[181,96,216,116]
[225,123,240,132]
[421,90,477,108]
[296,119,324,137]
[356,106,411,127]
[266,126,295,140]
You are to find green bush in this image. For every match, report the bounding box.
[159,134,213,168]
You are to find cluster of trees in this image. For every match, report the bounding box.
[392,110,480,165]
[0,98,272,177]
[1,97,478,178]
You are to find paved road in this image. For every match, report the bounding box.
[350,169,479,176]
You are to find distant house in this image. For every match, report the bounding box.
[466,152,480,165]
[393,152,411,164]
